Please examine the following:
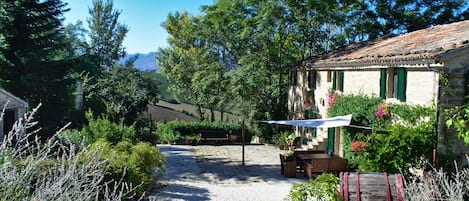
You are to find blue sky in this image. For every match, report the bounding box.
[63,0,213,54]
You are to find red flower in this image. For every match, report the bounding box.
[351,141,366,152]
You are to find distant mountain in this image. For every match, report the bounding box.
[120,52,159,71]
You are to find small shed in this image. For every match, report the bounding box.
[0,88,28,141]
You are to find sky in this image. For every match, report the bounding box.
[63,0,214,54]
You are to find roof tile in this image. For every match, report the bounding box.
[307,20,469,67]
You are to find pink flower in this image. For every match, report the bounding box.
[351,141,366,152]
[375,107,385,118]
[328,93,336,109]
[375,103,389,119]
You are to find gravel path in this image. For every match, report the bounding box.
[147,145,307,201]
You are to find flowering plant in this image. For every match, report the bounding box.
[350,140,366,152]
[327,93,336,109]
[375,103,389,119]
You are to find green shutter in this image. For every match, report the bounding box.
[338,71,344,91]
[332,71,337,90]
[327,128,335,154]
[293,70,298,86]
[380,69,387,99]
[309,71,317,89]
[397,68,406,101]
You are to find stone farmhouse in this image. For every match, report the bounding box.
[0,88,28,142]
[289,20,469,158]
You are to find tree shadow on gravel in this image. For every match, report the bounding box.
[196,155,305,183]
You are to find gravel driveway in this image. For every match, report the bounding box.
[147,144,307,201]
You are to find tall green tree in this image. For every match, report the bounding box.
[88,0,128,70]
[85,64,159,125]
[0,0,74,137]
[157,12,215,121]
[341,0,468,42]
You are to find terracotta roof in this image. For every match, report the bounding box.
[306,20,469,68]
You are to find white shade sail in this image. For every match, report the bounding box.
[260,114,353,128]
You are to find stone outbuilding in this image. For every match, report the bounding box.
[289,20,469,158]
[0,88,28,141]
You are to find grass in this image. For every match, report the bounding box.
[155,100,239,122]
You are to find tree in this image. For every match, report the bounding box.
[157,12,214,121]
[88,0,128,70]
[0,0,74,137]
[85,64,159,125]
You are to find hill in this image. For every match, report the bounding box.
[121,52,159,71]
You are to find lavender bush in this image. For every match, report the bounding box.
[0,105,139,200]
[404,157,469,201]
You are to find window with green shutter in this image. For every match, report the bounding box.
[380,69,387,99]
[332,71,337,90]
[327,128,335,154]
[380,67,406,101]
[308,71,316,89]
[289,69,298,86]
[396,68,406,101]
[338,71,344,91]
[332,71,344,91]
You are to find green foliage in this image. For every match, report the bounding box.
[56,129,86,147]
[0,0,75,138]
[82,111,137,145]
[0,107,138,200]
[155,120,251,144]
[88,0,128,69]
[328,93,436,174]
[355,124,434,174]
[84,65,159,126]
[446,103,469,144]
[90,140,165,198]
[288,173,342,201]
[328,93,382,126]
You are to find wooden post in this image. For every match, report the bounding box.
[242,120,245,166]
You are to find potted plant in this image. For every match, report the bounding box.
[285,132,296,151]
[283,150,297,177]
[285,150,295,161]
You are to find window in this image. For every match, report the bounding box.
[327,71,332,82]
[308,71,316,89]
[289,69,298,86]
[380,68,406,101]
[332,71,344,91]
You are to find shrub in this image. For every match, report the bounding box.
[0,106,138,200]
[404,157,469,201]
[355,123,434,174]
[56,129,86,148]
[82,111,137,145]
[155,120,252,144]
[288,173,341,201]
[328,93,436,173]
[90,140,165,198]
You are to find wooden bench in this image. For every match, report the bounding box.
[199,129,229,141]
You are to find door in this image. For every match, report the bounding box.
[327,128,335,154]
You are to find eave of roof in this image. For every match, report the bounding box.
[0,88,29,108]
[305,20,469,68]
